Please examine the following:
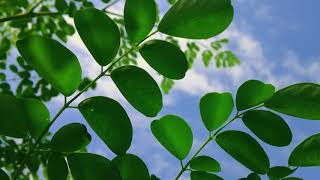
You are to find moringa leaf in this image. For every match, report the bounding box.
[190,171,223,180]
[190,156,221,172]
[48,154,68,180]
[0,168,9,180]
[267,166,295,180]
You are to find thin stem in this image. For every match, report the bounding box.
[174,104,264,180]
[102,0,120,11]
[180,160,183,169]
[13,30,159,180]
[29,0,44,13]
[0,11,60,24]
[105,10,123,17]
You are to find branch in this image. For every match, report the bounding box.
[102,0,121,11]
[0,11,60,24]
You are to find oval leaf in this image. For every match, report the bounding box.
[78,96,133,155]
[124,0,156,43]
[190,156,221,172]
[158,0,234,39]
[282,178,303,180]
[0,169,9,180]
[140,40,188,79]
[75,8,120,66]
[48,154,68,180]
[111,65,162,117]
[242,110,292,147]
[289,133,320,166]
[200,92,234,131]
[246,173,261,180]
[151,115,193,160]
[51,123,91,152]
[190,171,223,180]
[265,83,320,120]
[236,80,275,111]
[0,94,28,138]
[267,166,295,180]
[112,154,150,180]
[20,98,50,139]
[67,153,121,180]
[17,36,82,96]
[216,130,270,174]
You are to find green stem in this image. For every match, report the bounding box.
[0,11,61,24]
[13,31,159,180]
[174,104,264,180]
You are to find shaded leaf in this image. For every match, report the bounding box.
[246,173,261,180]
[150,174,161,180]
[267,166,295,180]
[190,156,221,172]
[55,0,68,12]
[151,115,193,160]
[48,154,68,180]
[79,96,132,155]
[281,178,303,180]
[190,171,223,180]
[0,169,9,180]
[216,130,270,174]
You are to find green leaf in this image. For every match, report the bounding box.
[190,171,223,180]
[216,130,270,174]
[51,123,91,152]
[236,80,275,111]
[19,98,50,138]
[265,83,320,120]
[289,133,320,166]
[16,36,82,96]
[112,154,150,180]
[48,154,68,180]
[281,178,303,180]
[190,156,221,172]
[202,50,213,67]
[246,173,261,180]
[242,110,292,147]
[55,0,68,12]
[158,0,234,39]
[124,0,156,43]
[151,115,193,160]
[111,66,162,117]
[78,96,133,155]
[0,169,9,180]
[267,166,295,180]
[0,94,28,138]
[200,92,234,131]
[140,40,188,79]
[150,175,161,180]
[74,8,120,66]
[67,153,121,180]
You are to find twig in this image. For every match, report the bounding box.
[102,0,121,11]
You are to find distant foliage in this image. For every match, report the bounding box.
[0,0,318,180]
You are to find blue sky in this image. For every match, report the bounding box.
[39,0,320,179]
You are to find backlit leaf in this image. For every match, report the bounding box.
[190,156,221,172]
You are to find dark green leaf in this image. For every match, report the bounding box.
[190,156,221,172]
[151,115,193,160]
[267,166,295,180]
[242,110,292,147]
[236,80,275,111]
[265,83,320,120]
[17,35,82,96]
[112,154,150,180]
[67,153,121,180]
[289,133,320,166]
[78,96,132,155]
[200,92,234,131]
[140,40,188,79]
[75,8,120,66]
[150,175,161,180]
[190,171,223,180]
[55,0,68,12]
[281,178,303,180]
[216,130,270,174]
[48,154,68,180]
[124,0,156,42]
[0,169,9,180]
[246,173,261,180]
[158,0,234,39]
[20,98,50,138]
[51,123,91,152]
[102,0,111,3]
[111,66,162,117]
[0,94,28,138]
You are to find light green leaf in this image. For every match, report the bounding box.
[0,168,9,180]
[124,0,156,43]
[51,123,91,152]
[190,171,223,180]
[78,96,132,155]
[190,156,221,172]
[0,94,28,138]
[111,65,162,117]
[112,154,149,180]
[265,83,320,120]
[158,0,234,39]
[151,115,193,160]
[236,80,275,111]
[48,154,68,180]
[242,110,292,147]
[140,40,188,79]
[67,153,121,180]
[200,92,234,131]
[216,130,270,174]
[202,50,213,67]
[20,98,50,139]
[267,166,295,180]
[289,133,320,166]
[17,36,81,96]
[75,8,120,66]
